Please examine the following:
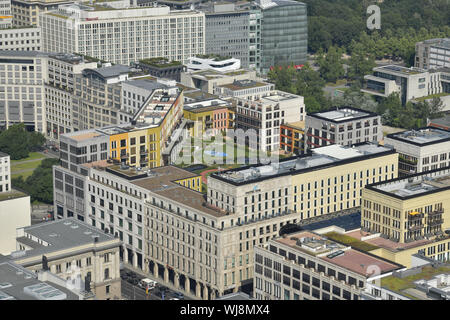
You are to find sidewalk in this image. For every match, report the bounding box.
[122,263,199,300]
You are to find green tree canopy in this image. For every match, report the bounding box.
[0,124,46,160]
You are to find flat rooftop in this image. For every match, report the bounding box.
[0,189,29,202]
[184,98,230,112]
[282,120,305,130]
[219,80,271,91]
[421,38,450,50]
[429,115,450,128]
[368,167,450,199]
[386,127,450,146]
[12,218,117,259]
[375,65,425,76]
[274,231,402,277]
[0,261,78,300]
[308,107,377,123]
[212,143,394,185]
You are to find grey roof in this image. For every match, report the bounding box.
[13,218,117,259]
[0,261,78,300]
[387,128,450,145]
[125,79,167,91]
[0,50,49,58]
[0,151,9,157]
[430,115,450,128]
[86,64,130,79]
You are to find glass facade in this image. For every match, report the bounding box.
[260,1,307,74]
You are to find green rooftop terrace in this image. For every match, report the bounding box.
[0,189,28,202]
[140,57,182,68]
[381,265,450,299]
[196,54,232,61]
[324,232,380,252]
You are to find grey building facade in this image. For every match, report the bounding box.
[415,38,450,70]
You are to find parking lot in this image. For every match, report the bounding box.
[120,268,188,301]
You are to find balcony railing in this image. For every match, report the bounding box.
[408,213,424,220]
[407,224,423,231]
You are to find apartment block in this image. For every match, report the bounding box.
[52,161,299,299]
[40,2,205,66]
[360,167,450,267]
[384,127,450,176]
[0,26,40,51]
[305,107,382,150]
[234,90,305,151]
[253,230,402,300]
[361,65,450,106]
[45,53,98,141]
[208,143,398,222]
[415,38,450,70]
[10,218,122,300]
[59,87,185,170]
[183,97,233,137]
[0,50,48,133]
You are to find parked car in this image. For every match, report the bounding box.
[172,292,184,299]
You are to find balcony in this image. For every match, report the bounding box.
[407,224,423,231]
[120,153,129,159]
[408,212,424,220]
[429,209,444,216]
[428,219,444,226]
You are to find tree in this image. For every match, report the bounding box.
[267,64,297,93]
[317,46,345,83]
[0,124,46,160]
[11,158,59,204]
[347,42,376,84]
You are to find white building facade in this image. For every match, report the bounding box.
[0,26,41,51]
[40,4,205,66]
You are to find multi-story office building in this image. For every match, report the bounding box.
[384,127,450,176]
[280,121,305,155]
[45,53,98,141]
[0,50,48,133]
[40,2,205,66]
[0,152,31,256]
[10,0,74,27]
[415,38,450,70]
[0,26,41,51]
[53,160,299,299]
[305,107,382,150]
[59,87,185,170]
[10,218,122,300]
[0,151,11,193]
[0,0,13,28]
[360,167,450,267]
[214,79,274,101]
[208,143,398,222]
[186,55,241,72]
[361,65,450,106]
[180,68,259,94]
[253,230,402,300]
[235,90,305,151]
[255,0,307,74]
[204,2,260,70]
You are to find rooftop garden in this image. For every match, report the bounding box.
[324,232,380,252]
[381,265,450,299]
[0,189,27,202]
[414,92,449,102]
[140,57,182,68]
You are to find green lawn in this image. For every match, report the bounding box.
[12,170,34,180]
[325,232,379,252]
[326,79,348,87]
[11,159,43,172]
[11,152,44,163]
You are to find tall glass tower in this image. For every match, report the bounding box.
[257,0,307,74]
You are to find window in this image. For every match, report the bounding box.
[104,268,110,280]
